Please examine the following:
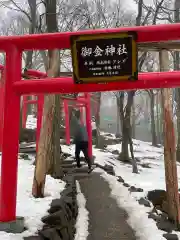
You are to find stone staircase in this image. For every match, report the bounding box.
[62,159,96,180]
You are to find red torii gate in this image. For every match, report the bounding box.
[22,94,87,144]
[21,69,93,156]
[0,23,180,223]
[0,66,93,156]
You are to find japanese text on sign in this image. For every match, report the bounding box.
[84,58,128,77]
[81,44,127,57]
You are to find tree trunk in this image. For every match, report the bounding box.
[131,102,136,139]
[160,49,180,226]
[116,96,121,138]
[118,0,142,172]
[120,123,129,160]
[26,0,36,70]
[48,96,63,178]
[174,0,180,162]
[174,52,180,161]
[160,99,164,144]
[118,92,129,159]
[32,50,60,197]
[119,91,138,173]
[120,92,133,162]
[20,0,36,128]
[156,93,160,144]
[176,88,180,162]
[45,0,63,178]
[149,91,157,146]
[119,92,124,138]
[32,0,63,197]
[26,0,37,115]
[161,88,180,225]
[95,92,101,147]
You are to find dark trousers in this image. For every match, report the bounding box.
[75,141,91,169]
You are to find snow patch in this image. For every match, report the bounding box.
[0,156,66,240]
[98,170,165,240]
[26,114,37,129]
[74,181,89,240]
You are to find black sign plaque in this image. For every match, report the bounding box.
[70,31,138,84]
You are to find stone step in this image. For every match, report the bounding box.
[61,159,87,165]
[62,168,74,175]
[62,160,75,165]
[68,165,96,174]
[62,162,87,167]
[19,147,36,153]
[19,142,36,148]
[73,167,90,173]
[24,237,41,240]
[61,164,75,168]
[73,173,90,180]
[63,166,90,175]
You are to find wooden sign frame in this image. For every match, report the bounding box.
[70,31,138,84]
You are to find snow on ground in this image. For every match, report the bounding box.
[104,140,166,192]
[98,169,165,240]
[100,131,116,139]
[25,115,180,239]
[0,155,65,240]
[74,181,89,240]
[26,115,37,129]
[61,137,180,240]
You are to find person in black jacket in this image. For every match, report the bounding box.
[72,110,93,173]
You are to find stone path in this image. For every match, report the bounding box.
[79,172,137,240]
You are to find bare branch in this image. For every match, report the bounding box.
[1,0,32,22]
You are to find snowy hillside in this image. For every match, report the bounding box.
[61,139,180,239]
[25,114,180,239]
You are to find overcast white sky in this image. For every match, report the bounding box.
[0,0,137,18]
[121,0,155,10]
[0,0,158,18]
[123,0,136,9]
[0,0,173,28]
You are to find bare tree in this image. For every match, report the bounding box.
[174,0,180,162]
[24,0,37,115]
[32,0,64,198]
[117,0,147,174]
[144,53,159,146]
[160,49,180,227]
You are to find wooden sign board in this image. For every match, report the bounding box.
[70,31,138,84]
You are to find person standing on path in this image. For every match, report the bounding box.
[72,110,93,173]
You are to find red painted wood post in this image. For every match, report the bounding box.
[0,70,5,151]
[64,100,70,145]
[0,46,22,221]
[85,93,92,158]
[36,95,44,152]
